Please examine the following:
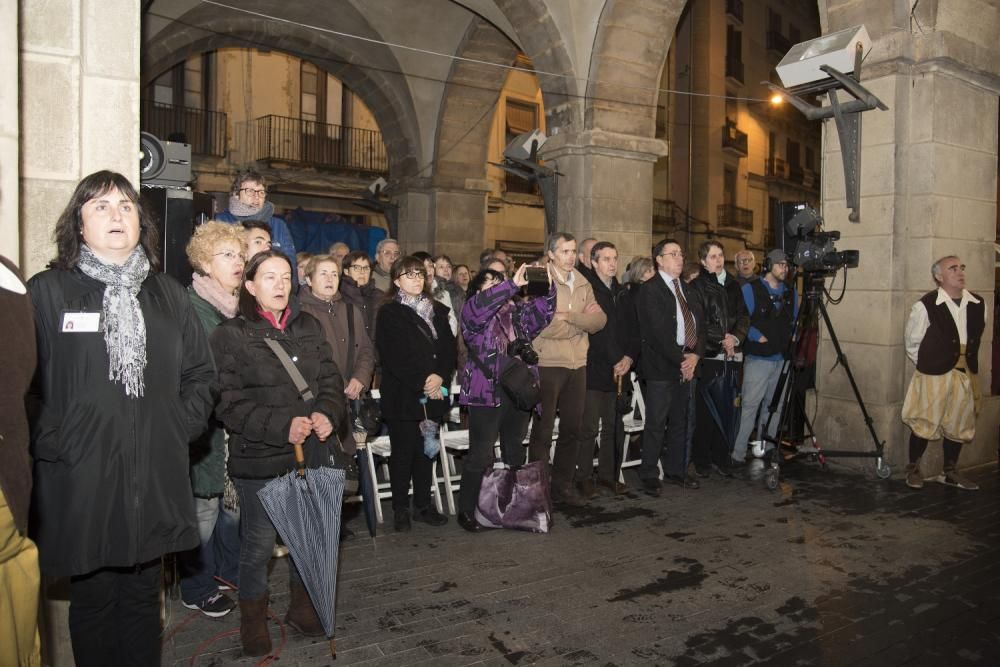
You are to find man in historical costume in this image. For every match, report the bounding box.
[902,255,983,491]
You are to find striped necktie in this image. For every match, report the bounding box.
[673,278,697,351]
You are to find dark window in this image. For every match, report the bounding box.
[789,24,801,46]
[786,139,801,167]
[805,146,815,171]
[768,8,781,34]
[724,167,736,206]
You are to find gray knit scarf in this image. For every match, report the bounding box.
[77,245,150,397]
[396,291,437,339]
[227,196,274,221]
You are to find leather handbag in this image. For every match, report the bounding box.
[474,460,552,533]
[469,346,540,411]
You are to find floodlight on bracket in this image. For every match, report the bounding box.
[356,176,399,239]
[764,25,888,223]
[490,129,563,237]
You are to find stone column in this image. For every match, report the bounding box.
[814,6,1000,471]
[19,0,141,276]
[540,128,667,261]
[17,1,141,663]
[0,0,17,261]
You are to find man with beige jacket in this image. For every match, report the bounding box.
[528,232,607,505]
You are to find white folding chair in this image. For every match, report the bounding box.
[620,372,657,482]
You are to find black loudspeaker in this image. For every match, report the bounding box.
[140,188,214,283]
[772,200,809,255]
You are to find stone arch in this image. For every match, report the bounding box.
[584,0,687,137]
[491,0,582,131]
[142,10,422,177]
[431,16,520,189]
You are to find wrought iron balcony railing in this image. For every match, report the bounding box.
[722,119,748,156]
[725,55,744,84]
[250,115,388,174]
[141,101,227,157]
[717,203,753,232]
[767,30,792,55]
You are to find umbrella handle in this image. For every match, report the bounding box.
[293,440,306,477]
[616,374,622,396]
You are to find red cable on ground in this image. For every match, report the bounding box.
[161,575,289,665]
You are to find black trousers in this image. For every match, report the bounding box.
[386,419,435,512]
[459,402,532,514]
[692,359,734,469]
[528,366,587,491]
[68,560,162,667]
[577,389,625,482]
[640,376,692,479]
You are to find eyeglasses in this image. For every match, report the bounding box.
[659,251,684,259]
[213,250,246,262]
[736,258,754,265]
[400,270,425,280]
[240,188,267,197]
[347,265,371,273]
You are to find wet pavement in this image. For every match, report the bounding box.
[161,457,1000,665]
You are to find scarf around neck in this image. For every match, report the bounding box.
[77,245,150,397]
[191,272,239,319]
[396,291,436,339]
[227,196,275,221]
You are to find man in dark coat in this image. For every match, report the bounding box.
[637,239,705,494]
[577,241,639,495]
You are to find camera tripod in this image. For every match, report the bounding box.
[755,271,889,490]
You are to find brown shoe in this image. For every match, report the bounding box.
[285,580,325,637]
[577,479,598,499]
[904,463,924,490]
[596,477,627,495]
[239,595,272,657]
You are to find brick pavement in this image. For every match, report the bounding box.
[161,459,999,665]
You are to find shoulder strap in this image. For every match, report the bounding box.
[345,304,355,378]
[263,337,315,402]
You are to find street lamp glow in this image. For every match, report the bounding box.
[770,93,784,106]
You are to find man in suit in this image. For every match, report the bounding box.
[637,239,704,494]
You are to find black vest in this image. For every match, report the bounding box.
[915,291,985,375]
[743,279,794,358]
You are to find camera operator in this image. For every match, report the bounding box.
[457,265,556,531]
[732,249,798,466]
[686,241,749,477]
[528,232,606,506]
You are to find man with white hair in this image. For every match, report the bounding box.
[901,255,983,491]
[371,238,400,291]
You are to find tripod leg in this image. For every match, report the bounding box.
[816,299,884,454]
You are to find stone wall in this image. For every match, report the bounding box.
[19,0,141,277]
[0,0,17,262]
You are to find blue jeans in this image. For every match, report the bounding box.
[234,477,303,601]
[733,357,787,462]
[179,497,241,604]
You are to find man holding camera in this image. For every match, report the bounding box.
[528,232,607,505]
[732,249,797,466]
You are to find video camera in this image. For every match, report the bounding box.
[784,206,859,273]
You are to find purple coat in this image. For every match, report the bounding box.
[459,280,556,408]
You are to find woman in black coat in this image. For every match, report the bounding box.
[210,250,346,657]
[686,241,750,477]
[27,171,216,666]
[375,256,457,532]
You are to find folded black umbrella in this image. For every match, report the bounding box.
[700,360,742,452]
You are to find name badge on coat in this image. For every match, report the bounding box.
[61,311,102,333]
